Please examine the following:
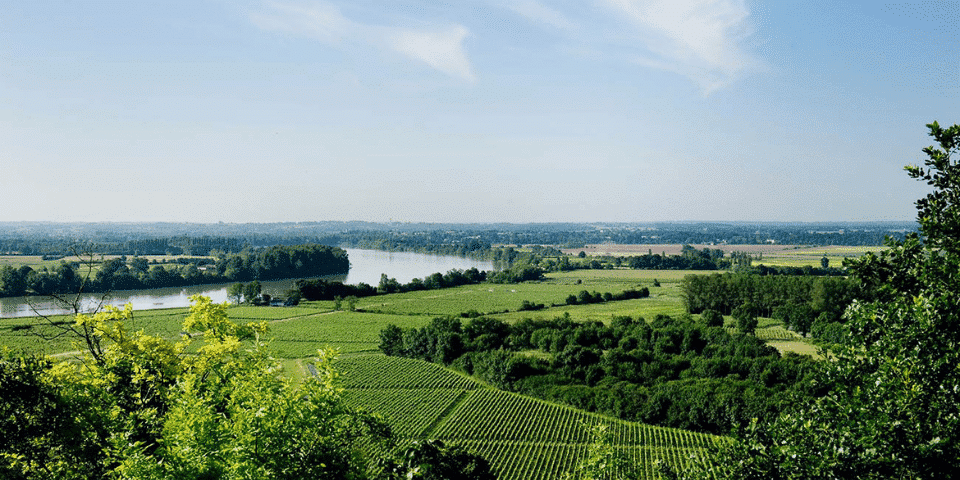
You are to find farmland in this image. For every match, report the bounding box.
[563,243,874,268]
[334,354,719,479]
[0,267,816,479]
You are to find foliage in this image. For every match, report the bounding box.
[375,439,496,480]
[382,312,813,436]
[698,309,723,328]
[698,121,960,479]
[0,244,349,297]
[732,303,758,336]
[681,272,860,320]
[0,295,389,479]
[563,424,641,480]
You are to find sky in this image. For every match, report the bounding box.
[1,0,957,224]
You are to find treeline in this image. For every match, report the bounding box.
[547,245,735,272]
[0,235,337,257]
[380,313,816,436]
[0,244,348,297]
[296,267,490,301]
[0,221,912,257]
[294,260,551,304]
[681,273,862,338]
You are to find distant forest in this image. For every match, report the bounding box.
[0,220,915,257]
[0,244,348,297]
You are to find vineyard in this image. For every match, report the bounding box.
[331,354,719,479]
[0,266,823,479]
[267,311,435,356]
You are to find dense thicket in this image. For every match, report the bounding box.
[681,273,861,318]
[380,313,816,436]
[0,244,348,297]
[680,273,864,339]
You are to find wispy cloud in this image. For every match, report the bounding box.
[601,0,761,94]
[391,25,475,81]
[506,0,577,31]
[248,1,475,81]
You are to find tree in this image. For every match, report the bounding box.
[732,303,757,335]
[820,256,829,269]
[283,288,301,306]
[699,309,724,328]
[345,295,358,311]
[0,295,390,479]
[697,122,960,479]
[376,439,495,480]
[243,280,261,304]
[379,324,405,356]
[226,282,244,305]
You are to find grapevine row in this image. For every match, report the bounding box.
[342,388,468,437]
[335,355,480,389]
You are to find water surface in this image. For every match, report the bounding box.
[0,249,493,318]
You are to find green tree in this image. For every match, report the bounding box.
[0,296,390,479]
[699,309,724,328]
[698,122,960,479]
[376,439,495,480]
[243,280,261,304]
[379,324,405,356]
[732,302,757,335]
[226,282,244,305]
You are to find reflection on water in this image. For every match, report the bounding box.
[0,249,492,318]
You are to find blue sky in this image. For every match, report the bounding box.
[1,0,957,223]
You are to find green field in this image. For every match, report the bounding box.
[0,254,216,274]
[1,268,821,479]
[358,269,704,319]
[751,245,875,268]
[1,268,816,358]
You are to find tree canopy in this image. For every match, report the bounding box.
[697,121,960,479]
[0,296,387,479]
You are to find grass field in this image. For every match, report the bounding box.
[1,268,818,358]
[358,269,706,319]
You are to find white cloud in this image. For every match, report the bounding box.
[249,1,475,81]
[390,26,475,82]
[506,0,576,31]
[602,0,761,94]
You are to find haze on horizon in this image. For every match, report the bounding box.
[2,1,957,224]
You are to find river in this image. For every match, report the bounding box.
[0,249,494,318]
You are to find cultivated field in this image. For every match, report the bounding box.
[562,244,873,268]
[0,268,819,479]
[333,354,719,479]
